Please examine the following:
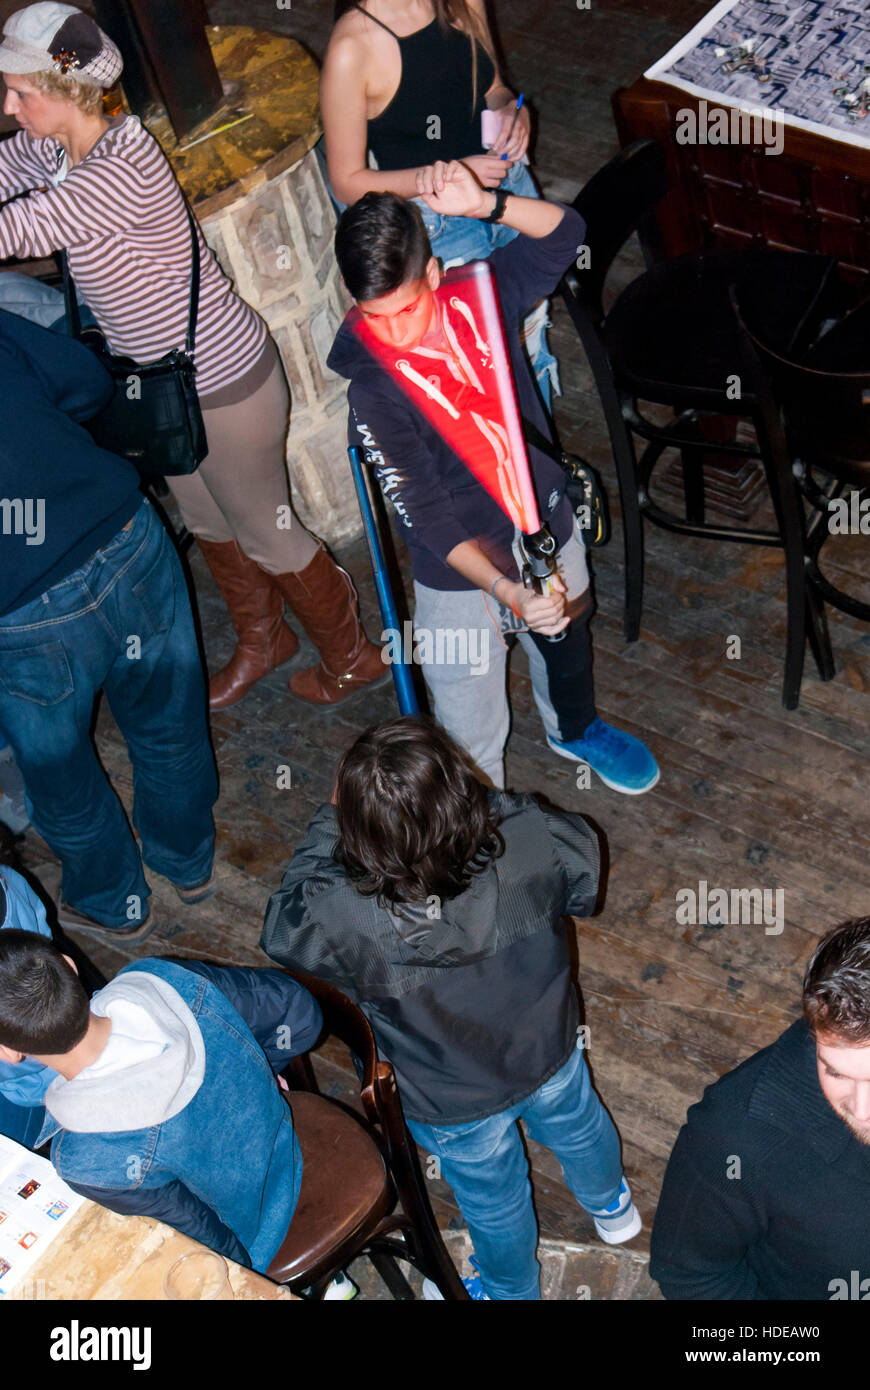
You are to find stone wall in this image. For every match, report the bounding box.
[199,146,359,546]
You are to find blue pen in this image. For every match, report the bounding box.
[501,93,524,158]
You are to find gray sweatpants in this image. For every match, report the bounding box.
[412,520,591,787]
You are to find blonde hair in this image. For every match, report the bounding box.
[25,68,105,115]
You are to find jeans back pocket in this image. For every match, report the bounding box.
[0,641,74,707]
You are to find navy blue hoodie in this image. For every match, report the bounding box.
[327,205,586,591]
[0,308,141,616]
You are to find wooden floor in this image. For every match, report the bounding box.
[9,0,870,1281]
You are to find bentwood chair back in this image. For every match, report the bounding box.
[731,283,870,704]
[558,138,844,691]
[267,968,468,1300]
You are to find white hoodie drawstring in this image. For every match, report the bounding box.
[395,360,461,418]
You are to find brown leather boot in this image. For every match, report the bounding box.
[197,538,299,709]
[270,546,387,705]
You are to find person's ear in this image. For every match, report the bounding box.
[425,257,441,291]
[0,1043,24,1064]
[62,953,80,977]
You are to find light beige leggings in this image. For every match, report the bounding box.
[168,347,319,575]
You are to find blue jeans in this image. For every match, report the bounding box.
[0,501,217,927]
[407,1038,623,1299]
[0,271,98,333]
[0,1094,45,1148]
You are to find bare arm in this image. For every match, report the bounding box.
[321,30,425,204]
[446,538,568,635]
[416,159,563,238]
[467,0,530,158]
[321,11,519,202]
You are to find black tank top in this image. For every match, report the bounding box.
[354,5,495,169]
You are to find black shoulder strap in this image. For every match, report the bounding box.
[183,198,201,357]
[60,247,80,339]
[352,3,400,39]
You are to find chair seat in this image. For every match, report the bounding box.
[604,249,836,408]
[266,1091,394,1285]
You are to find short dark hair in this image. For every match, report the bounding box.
[334,192,432,301]
[0,930,90,1054]
[803,918,870,1044]
[334,716,504,911]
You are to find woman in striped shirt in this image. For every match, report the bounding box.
[0,3,385,709]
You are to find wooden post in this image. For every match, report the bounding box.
[92,0,224,140]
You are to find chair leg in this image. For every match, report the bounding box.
[806,584,835,682]
[367,1249,417,1300]
[776,489,809,711]
[610,409,645,642]
[680,447,706,526]
[755,417,809,710]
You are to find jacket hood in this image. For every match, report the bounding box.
[383,868,500,967]
[311,799,514,969]
[327,310,369,381]
[44,971,205,1133]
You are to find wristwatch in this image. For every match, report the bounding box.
[482,188,509,224]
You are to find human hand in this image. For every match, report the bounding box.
[502,574,569,635]
[415,159,497,215]
[488,99,530,161]
[461,152,513,187]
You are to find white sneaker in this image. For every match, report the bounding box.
[590,1178,643,1245]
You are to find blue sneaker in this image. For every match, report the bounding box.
[547,718,660,795]
[422,1256,491,1300]
[588,1177,643,1245]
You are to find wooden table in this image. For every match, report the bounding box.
[613,75,870,284]
[11,1199,295,1301]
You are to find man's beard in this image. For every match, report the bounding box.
[839,1106,870,1146]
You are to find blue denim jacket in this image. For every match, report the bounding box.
[36,957,320,1272]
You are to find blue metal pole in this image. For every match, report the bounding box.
[347,446,419,715]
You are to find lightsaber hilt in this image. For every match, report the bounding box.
[520,524,566,644]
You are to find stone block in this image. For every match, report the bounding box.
[233,181,300,302]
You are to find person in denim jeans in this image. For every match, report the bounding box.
[0,307,217,940]
[0,501,218,939]
[0,931,322,1270]
[262,717,642,1300]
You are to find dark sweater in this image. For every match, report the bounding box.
[650,1020,870,1300]
[0,308,141,616]
[261,791,599,1125]
[327,206,585,591]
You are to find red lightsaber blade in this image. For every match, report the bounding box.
[351,259,562,614]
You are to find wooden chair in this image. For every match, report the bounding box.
[731,283,870,706]
[267,968,468,1300]
[558,138,845,662]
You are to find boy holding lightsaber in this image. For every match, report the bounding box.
[328,160,658,793]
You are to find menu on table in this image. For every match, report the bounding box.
[0,1133,85,1297]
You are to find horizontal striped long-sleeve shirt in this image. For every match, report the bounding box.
[0,116,267,398]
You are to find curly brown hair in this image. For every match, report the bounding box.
[334,716,504,912]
